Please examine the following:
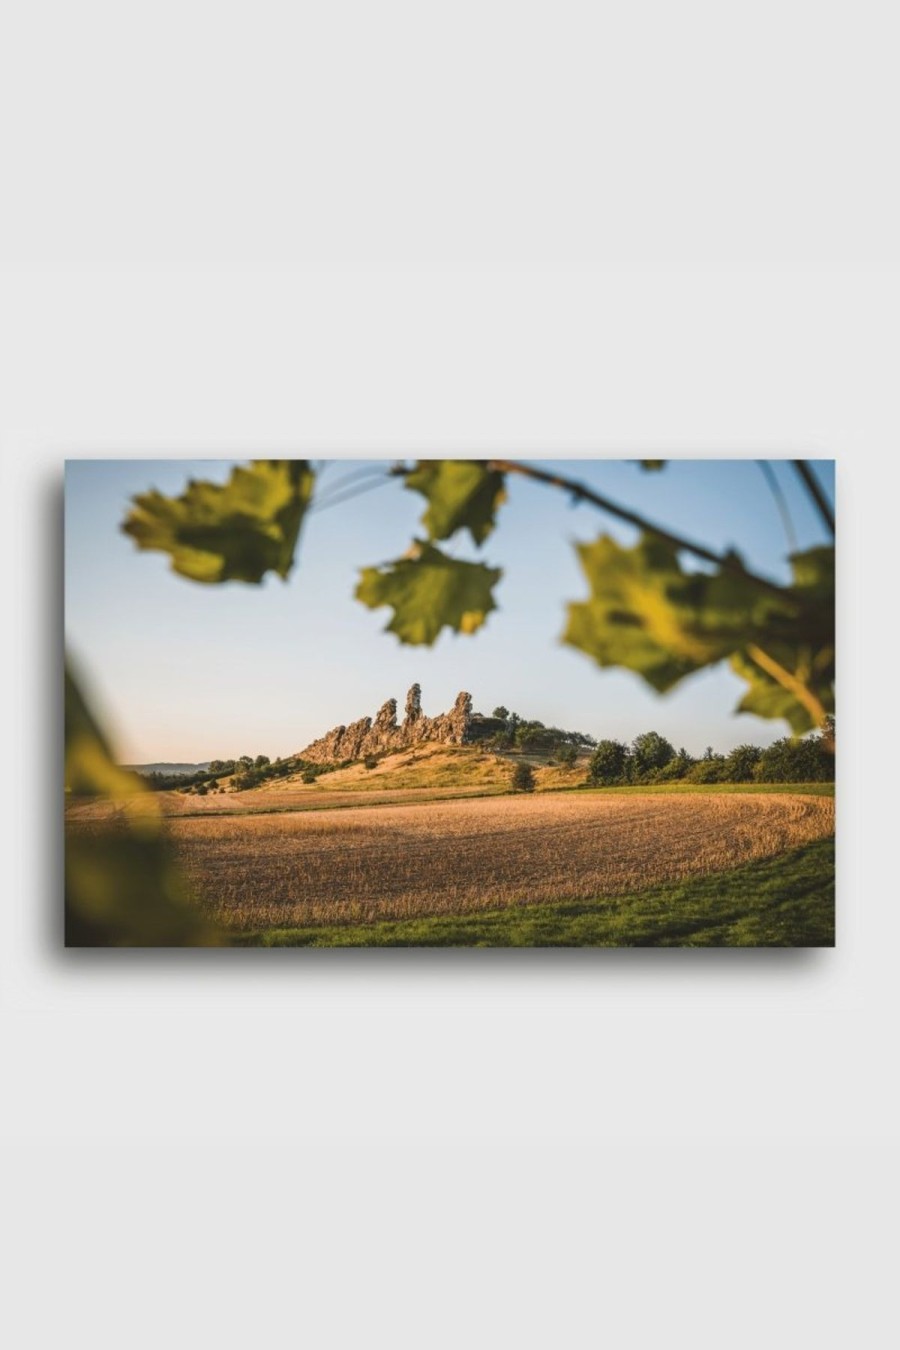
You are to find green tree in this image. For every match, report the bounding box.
[631,731,675,777]
[686,757,729,784]
[725,744,763,782]
[492,705,510,721]
[755,734,833,783]
[587,739,629,785]
[511,762,536,792]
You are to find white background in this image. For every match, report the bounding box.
[1,3,898,1347]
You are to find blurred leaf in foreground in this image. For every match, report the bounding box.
[404,460,506,546]
[122,459,315,583]
[730,547,835,734]
[355,540,502,645]
[563,533,787,691]
[65,664,222,946]
[563,533,834,733]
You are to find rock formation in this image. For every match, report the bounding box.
[299,687,473,764]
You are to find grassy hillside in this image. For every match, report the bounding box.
[262,743,589,795]
[242,836,835,948]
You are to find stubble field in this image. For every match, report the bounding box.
[147,791,835,933]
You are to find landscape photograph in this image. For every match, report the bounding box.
[64,457,835,947]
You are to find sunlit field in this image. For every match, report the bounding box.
[113,790,836,934]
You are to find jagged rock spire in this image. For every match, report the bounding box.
[404,683,422,724]
[298,687,473,763]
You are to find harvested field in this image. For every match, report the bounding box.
[142,791,835,932]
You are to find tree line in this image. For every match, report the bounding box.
[584,721,834,788]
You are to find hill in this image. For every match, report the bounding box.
[261,742,588,796]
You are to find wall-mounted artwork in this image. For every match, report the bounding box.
[64,458,834,947]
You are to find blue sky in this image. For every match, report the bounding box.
[65,458,835,763]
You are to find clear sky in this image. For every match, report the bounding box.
[65,458,835,764]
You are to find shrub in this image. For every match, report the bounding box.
[363,756,378,771]
[511,763,536,792]
[755,735,833,783]
[556,743,578,768]
[301,769,317,784]
[685,758,729,784]
[655,751,694,782]
[631,731,675,776]
[587,739,628,785]
[724,744,763,782]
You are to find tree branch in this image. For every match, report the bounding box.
[482,458,791,599]
[792,461,835,537]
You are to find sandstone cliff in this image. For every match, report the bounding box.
[298,685,474,764]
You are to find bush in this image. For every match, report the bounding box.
[631,731,675,776]
[755,735,834,783]
[685,758,729,784]
[363,756,378,771]
[724,744,762,782]
[654,751,694,782]
[556,743,578,768]
[511,763,536,792]
[587,739,628,785]
[301,769,317,784]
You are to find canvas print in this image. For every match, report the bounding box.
[64,458,835,947]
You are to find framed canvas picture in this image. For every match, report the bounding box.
[64,457,834,947]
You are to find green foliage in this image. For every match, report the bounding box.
[404,460,506,546]
[355,540,502,645]
[121,457,835,739]
[729,547,835,734]
[122,459,315,584]
[654,749,695,782]
[754,733,834,783]
[563,533,834,735]
[631,730,675,775]
[301,769,317,784]
[511,762,536,792]
[363,756,378,770]
[685,757,729,784]
[564,533,786,691]
[725,744,763,782]
[492,705,510,721]
[556,743,578,767]
[64,665,221,946]
[587,739,629,785]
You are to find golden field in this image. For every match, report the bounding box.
[104,790,836,933]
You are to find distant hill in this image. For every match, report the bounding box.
[125,762,211,777]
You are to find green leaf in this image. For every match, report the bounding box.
[65,663,222,946]
[562,534,793,692]
[355,540,502,645]
[638,460,666,471]
[122,459,315,583]
[730,546,834,734]
[404,460,506,546]
[729,646,834,734]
